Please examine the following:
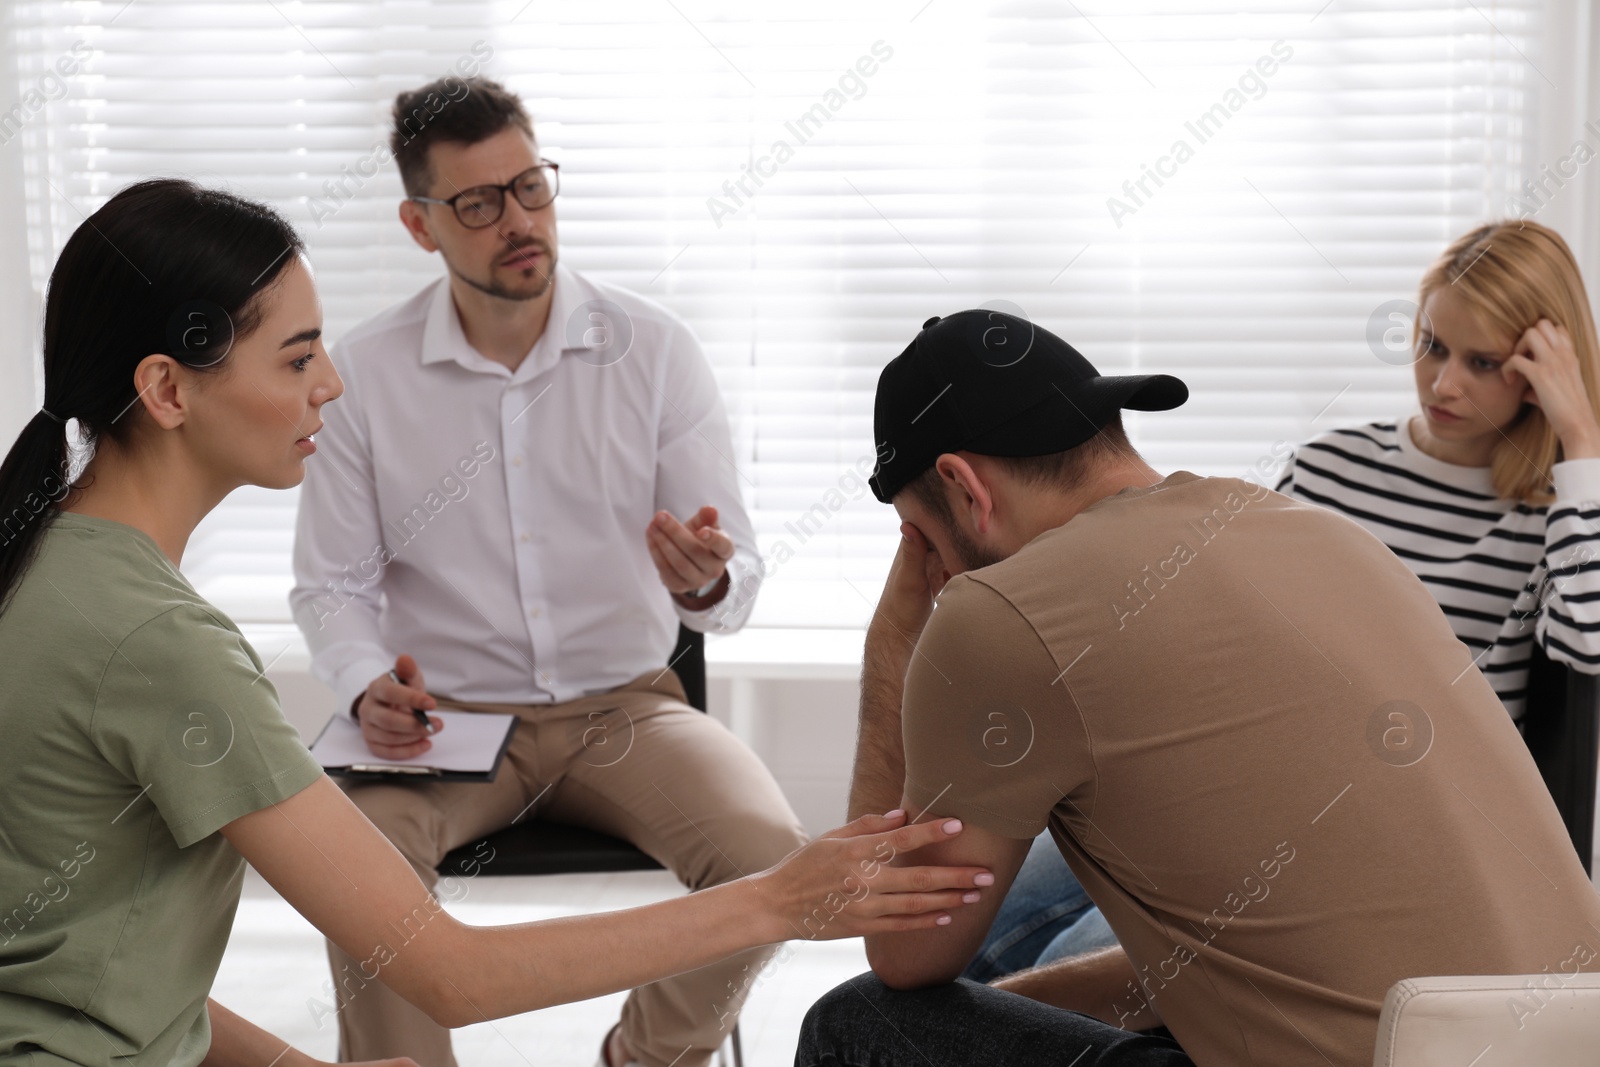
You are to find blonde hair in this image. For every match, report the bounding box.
[1416,220,1600,505]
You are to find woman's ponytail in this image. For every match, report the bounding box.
[0,410,74,612]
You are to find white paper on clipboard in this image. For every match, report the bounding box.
[309,709,517,776]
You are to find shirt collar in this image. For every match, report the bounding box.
[419,261,596,381]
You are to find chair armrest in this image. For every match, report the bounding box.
[1374,973,1600,1067]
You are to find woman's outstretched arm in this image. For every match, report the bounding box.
[220,774,989,1028]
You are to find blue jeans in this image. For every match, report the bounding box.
[962,830,1119,983]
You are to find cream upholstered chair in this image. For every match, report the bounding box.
[1372,973,1600,1066]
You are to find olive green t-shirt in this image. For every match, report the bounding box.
[0,513,322,1066]
[902,472,1600,1067]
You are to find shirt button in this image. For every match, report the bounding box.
[519,532,532,543]
[529,606,542,618]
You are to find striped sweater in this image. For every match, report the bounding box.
[1274,416,1600,719]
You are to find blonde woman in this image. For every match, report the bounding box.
[1276,220,1600,719]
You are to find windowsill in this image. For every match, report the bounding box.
[237,625,866,683]
[704,627,864,680]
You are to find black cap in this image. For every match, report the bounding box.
[868,310,1188,503]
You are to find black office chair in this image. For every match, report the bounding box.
[1522,641,1600,875]
[439,624,745,1066]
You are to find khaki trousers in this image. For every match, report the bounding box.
[325,667,808,1067]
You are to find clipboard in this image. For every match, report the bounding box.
[310,709,519,782]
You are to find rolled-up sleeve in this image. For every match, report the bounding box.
[652,317,763,634]
[1538,458,1600,673]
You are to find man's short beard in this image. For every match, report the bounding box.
[932,511,1006,573]
[450,245,557,302]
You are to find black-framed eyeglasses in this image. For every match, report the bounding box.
[411,162,561,229]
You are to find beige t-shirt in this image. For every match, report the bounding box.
[903,471,1600,1067]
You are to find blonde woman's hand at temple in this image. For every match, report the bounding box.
[1506,318,1600,459]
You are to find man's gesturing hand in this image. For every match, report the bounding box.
[646,505,735,604]
[353,654,441,759]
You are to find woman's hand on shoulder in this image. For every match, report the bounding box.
[746,809,991,942]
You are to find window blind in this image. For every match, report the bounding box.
[11,0,1544,628]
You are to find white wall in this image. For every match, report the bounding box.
[708,676,860,836]
[1533,1,1600,296]
[0,7,39,444]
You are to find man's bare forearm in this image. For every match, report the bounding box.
[850,524,941,821]
[991,944,1162,1031]
[848,628,913,821]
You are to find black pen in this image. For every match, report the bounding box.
[388,669,435,734]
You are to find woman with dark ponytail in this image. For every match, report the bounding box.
[0,180,991,1066]
[0,178,304,610]
[0,177,385,1065]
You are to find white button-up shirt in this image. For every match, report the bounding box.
[290,264,761,712]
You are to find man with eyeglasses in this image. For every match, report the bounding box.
[289,76,806,1067]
